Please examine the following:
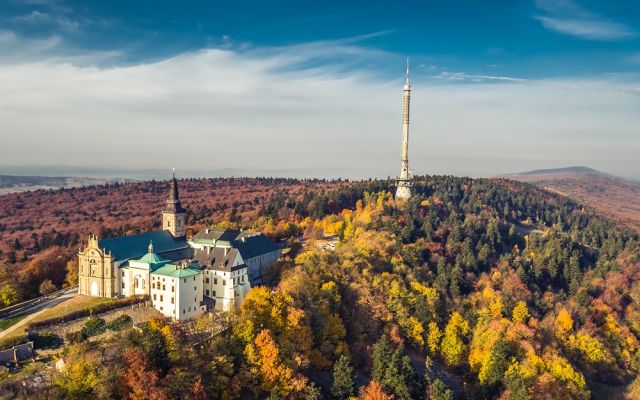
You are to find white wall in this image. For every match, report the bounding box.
[150,275,177,319]
[203,266,250,311]
[176,273,204,321]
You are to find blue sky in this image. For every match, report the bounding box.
[0,0,639,178]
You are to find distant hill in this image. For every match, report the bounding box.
[0,175,129,195]
[512,166,610,177]
[505,166,640,232]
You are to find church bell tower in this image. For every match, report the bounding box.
[162,169,187,238]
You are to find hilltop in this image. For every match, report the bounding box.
[505,167,640,232]
[1,175,640,399]
[510,166,609,177]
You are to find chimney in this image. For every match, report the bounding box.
[205,228,209,234]
[224,247,228,256]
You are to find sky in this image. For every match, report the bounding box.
[0,0,639,179]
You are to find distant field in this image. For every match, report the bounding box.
[0,175,116,195]
[510,172,640,232]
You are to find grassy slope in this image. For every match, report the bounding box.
[0,295,111,340]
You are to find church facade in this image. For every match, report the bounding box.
[77,171,281,318]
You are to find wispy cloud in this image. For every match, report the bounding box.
[12,10,80,32]
[534,0,635,41]
[0,29,121,65]
[0,32,638,179]
[0,30,17,44]
[535,16,635,40]
[435,71,527,83]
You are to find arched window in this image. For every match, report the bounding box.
[135,277,139,288]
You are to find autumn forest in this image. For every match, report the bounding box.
[2,176,640,399]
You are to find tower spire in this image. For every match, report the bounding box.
[406,57,410,85]
[162,169,187,238]
[395,59,413,200]
[166,169,184,212]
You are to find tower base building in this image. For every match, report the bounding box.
[395,181,412,200]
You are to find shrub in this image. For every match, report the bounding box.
[81,317,106,337]
[107,314,133,331]
[64,330,86,344]
[27,295,147,330]
[29,332,62,349]
[0,335,28,351]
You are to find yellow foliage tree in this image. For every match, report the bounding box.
[567,332,606,364]
[246,329,306,396]
[512,301,530,324]
[555,308,574,336]
[468,318,509,385]
[410,281,438,307]
[408,316,425,347]
[427,321,442,355]
[54,345,101,397]
[544,352,586,391]
[441,312,470,366]
[235,286,292,343]
[481,286,504,319]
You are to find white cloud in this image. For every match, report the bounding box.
[535,16,635,40]
[0,33,638,179]
[12,10,80,32]
[435,71,527,83]
[0,30,17,44]
[534,0,635,41]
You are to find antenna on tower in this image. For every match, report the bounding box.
[406,57,410,85]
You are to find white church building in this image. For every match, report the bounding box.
[77,171,281,319]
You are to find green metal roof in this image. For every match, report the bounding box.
[98,230,189,261]
[152,263,201,278]
[138,251,165,264]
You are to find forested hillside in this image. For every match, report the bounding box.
[510,170,640,233]
[0,178,346,307]
[5,175,640,399]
